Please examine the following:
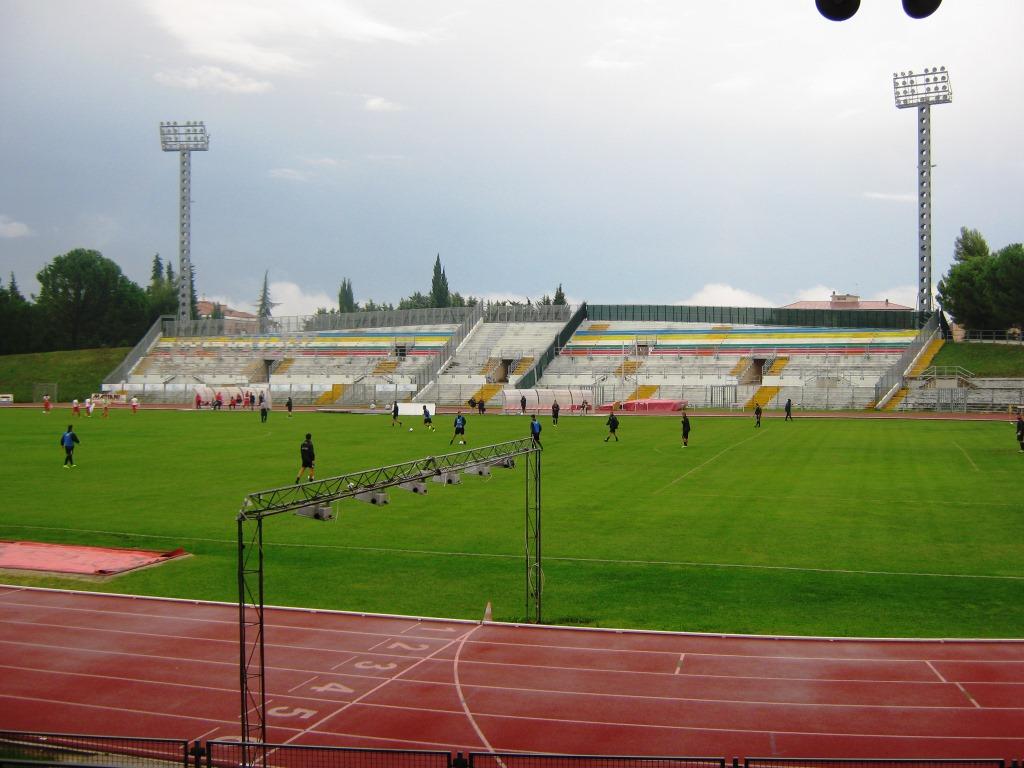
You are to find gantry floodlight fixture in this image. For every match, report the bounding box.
[893,67,952,314]
[235,438,542,755]
[159,120,209,329]
[816,0,941,22]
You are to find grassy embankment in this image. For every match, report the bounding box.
[0,348,129,403]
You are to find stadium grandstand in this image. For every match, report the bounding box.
[100,299,980,413]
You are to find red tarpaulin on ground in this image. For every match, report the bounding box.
[597,399,686,413]
[0,541,187,576]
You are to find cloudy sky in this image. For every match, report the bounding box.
[1,1,1022,316]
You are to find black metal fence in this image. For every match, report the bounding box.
[205,741,452,768]
[744,760,1009,768]
[587,304,924,330]
[471,755,724,768]
[0,731,189,767]
[0,732,1018,768]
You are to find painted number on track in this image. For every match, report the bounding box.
[354,660,398,671]
[387,641,429,652]
[268,706,317,720]
[311,681,355,694]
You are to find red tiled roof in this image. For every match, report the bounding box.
[782,300,913,310]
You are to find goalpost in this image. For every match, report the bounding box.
[33,383,58,403]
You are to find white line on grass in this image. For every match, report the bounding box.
[952,440,980,471]
[3,525,1023,582]
[655,433,761,492]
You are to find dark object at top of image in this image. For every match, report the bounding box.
[816,0,941,21]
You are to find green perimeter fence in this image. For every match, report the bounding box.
[0,733,1019,768]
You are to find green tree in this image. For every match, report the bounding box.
[430,254,450,308]
[210,302,225,320]
[953,227,990,263]
[338,278,357,313]
[34,248,149,349]
[149,254,164,287]
[989,243,1024,330]
[937,257,995,330]
[0,273,36,354]
[146,254,177,321]
[398,291,432,310]
[256,271,278,332]
[553,283,567,305]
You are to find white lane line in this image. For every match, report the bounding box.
[452,624,497,752]
[288,675,321,694]
[926,660,948,683]
[4,654,1016,712]
[278,626,481,748]
[0,692,241,726]
[0,597,470,641]
[0,617,446,660]
[956,682,982,708]
[322,699,1024,741]
[675,653,685,675]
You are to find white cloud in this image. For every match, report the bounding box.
[709,73,757,93]
[146,0,425,75]
[791,284,836,303]
[869,285,918,309]
[208,282,335,317]
[586,52,642,71]
[681,283,775,307]
[302,156,340,167]
[365,154,407,164]
[268,281,335,316]
[0,215,32,239]
[268,168,310,182]
[154,65,272,94]
[863,192,916,203]
[365,96,406,112]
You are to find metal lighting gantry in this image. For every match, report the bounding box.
[892,68,952,314]
[159,121,209,328]
[236,438,542,754]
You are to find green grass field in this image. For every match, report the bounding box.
[4,406,1023,638]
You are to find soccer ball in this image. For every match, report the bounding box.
[458,440,465,445]
[408,427,413,432]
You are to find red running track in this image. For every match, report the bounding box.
[1,585,1023,759]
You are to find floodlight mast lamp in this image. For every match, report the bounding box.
[235,438,542,756]
[892,68,951,314]
[159,121,209,329]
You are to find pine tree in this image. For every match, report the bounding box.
[553,283,567,305]
[338,278,357,313]
[430,254,450,308]
[256,271,278,332]
[8,272,25,302]
[165,261,175,284]
[150,254,164,288]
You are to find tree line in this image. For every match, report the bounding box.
[306,254,567,326]
[1,249,569,355]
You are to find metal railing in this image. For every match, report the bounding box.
[103,315,171,387]
[0,732,1015,768]
[873,311,940,405]
[0,731,189,768]
[957,329,1024,344]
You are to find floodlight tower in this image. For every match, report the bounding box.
[159,121,210,329]
[892,68,951,314]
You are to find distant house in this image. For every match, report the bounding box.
[782,292,912,311]
[196,300,259,334]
